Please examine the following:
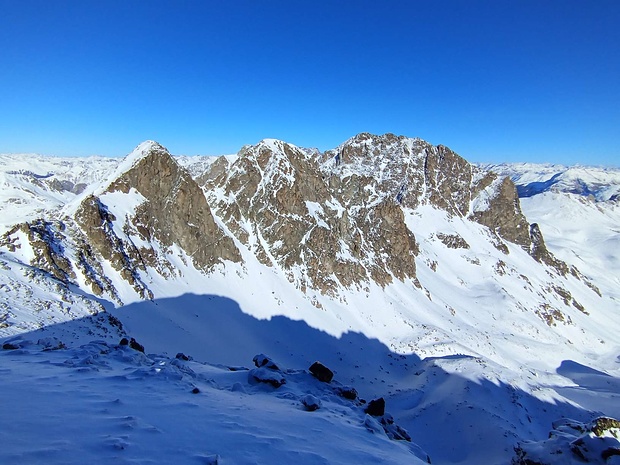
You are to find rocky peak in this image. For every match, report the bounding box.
[70,141,241,298]
[103,141,240,267]
[204,137,418,295]
[321,133,557,261]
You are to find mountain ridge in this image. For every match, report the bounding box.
[1,134,619,464]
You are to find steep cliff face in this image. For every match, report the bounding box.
[0,135,581,312]
[192,133,577,297]
[1,142,242,304]
[102,141,241,269]
[204,139,417,295]
[322,133,537,255]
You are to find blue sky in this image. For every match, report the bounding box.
[1,1,618,165]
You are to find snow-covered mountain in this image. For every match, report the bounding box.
[481,162,620,201]
[1,136,619,465]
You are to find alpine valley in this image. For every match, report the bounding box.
[1,134,619,465]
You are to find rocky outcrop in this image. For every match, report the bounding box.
[324,133,549,257]
[204,138,418,294]
[103,142,241,270]
[1,220,75,283]
[196,133,572,296]
[513,417,620,464]
[470,175,532,250]
[68,142,243,298]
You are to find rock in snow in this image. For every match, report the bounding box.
[365,397,386,417]
[309,361,334,383]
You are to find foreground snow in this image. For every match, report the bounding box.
[0,338,429,465]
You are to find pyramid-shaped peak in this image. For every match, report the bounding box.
[254,138,305,154]
[106,141,171,181]
[127,140,169,162]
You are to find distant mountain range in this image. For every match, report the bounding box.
[480,162,620,201]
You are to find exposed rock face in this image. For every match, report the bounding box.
[470,175,532,249]
[196,133,568,296]
[1,220,75,283]
[103,142,241,269]
[1,135,573,307]
[75,195,152,299]
[205,139,418,294]
[2,141,243,303]
[69,142,242,299]
[324,133,536,252]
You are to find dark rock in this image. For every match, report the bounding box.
[253,354,280,370]
[38,338,66,351]
[590,416,620,436]
[191,387,200,394]
[119,337,129,346]
[309,361,333,383]
[381,414,411,441]
[129,337,144,353]
[602,448,620,461]
[176,352,191,361]
[249,367,286,388]
[2,343,19,350]
[301,394,321,411]
[337,386,358,400]
[365,397,385,416]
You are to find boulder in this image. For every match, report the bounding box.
[338,386,358,400]
[365,397,385,417]
[301,394,321,412]
[249,367,286,388]
[309,361,333,383]
[253,354,280,370]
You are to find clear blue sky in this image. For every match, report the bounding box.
[1,1,618,165]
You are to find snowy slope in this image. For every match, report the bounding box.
[0,338,429,464]
[0,153,119,233]
[1,139,620,465]
[481,162,620,201]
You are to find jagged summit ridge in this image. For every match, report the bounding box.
[75,141,242,292]
[319,133,534,253]
[0,133,600,327]
[205,135,418,294]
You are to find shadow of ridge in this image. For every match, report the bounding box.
[1,292,603,465]
[558,359,612,380]
[107,293,424,382]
